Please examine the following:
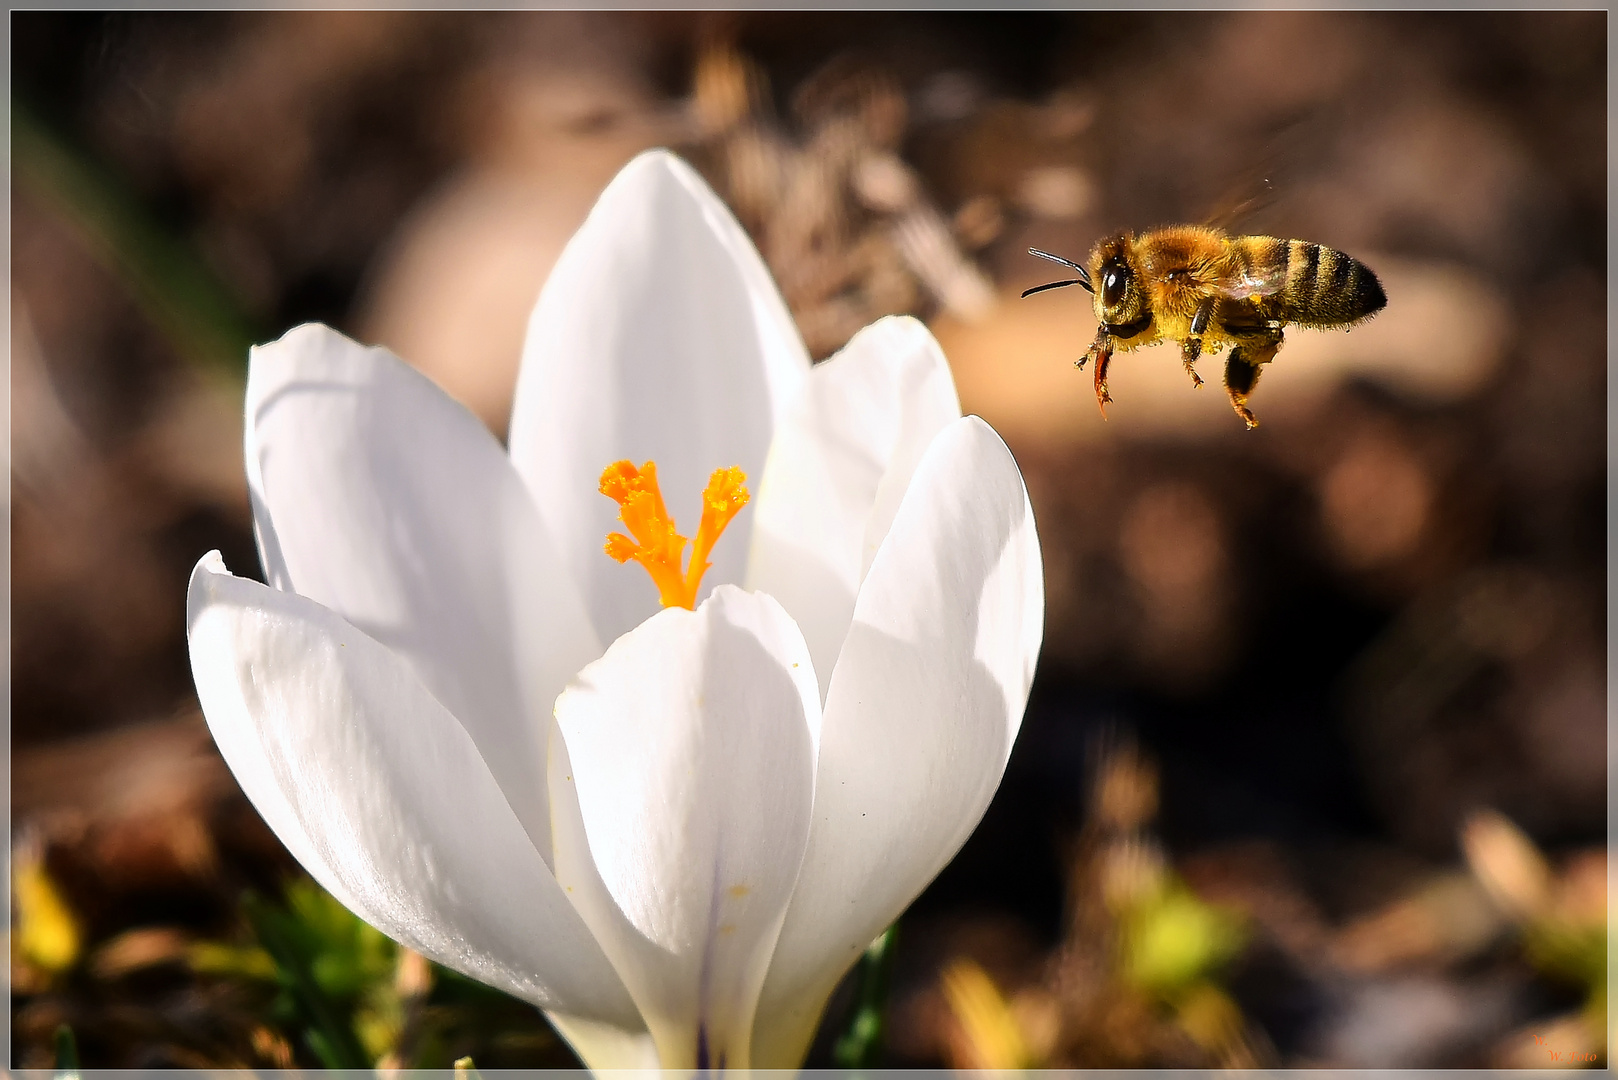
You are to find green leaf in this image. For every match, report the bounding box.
[241,889,375,1069]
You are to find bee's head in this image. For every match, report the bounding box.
[1089,234,1145,324]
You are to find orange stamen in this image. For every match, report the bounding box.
[599,460,750,609]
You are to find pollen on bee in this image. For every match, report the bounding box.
[598,459,750,609]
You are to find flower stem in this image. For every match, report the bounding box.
[832,923,899,1069]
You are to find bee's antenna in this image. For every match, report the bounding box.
[1027,248,1094,293]
[1021,278,1087,298]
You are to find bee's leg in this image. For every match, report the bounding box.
[1224,336,1280,429]
[1224,350,1262,428]
[1077,328,1115,416]
[1180,298,1216,388]
[1077,325,1110,372]
[1094,343,1115,417]
[1078,327,1115,417]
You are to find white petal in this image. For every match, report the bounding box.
[508,150,810,648]
[745,315,960,698]
[752,416,1044,1066]
[246,323,600,859]
[186,552,637,1025]
[544,1013,660,1071]
[549,586,821,1069]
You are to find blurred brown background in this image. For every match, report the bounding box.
[10,10,1607,1069]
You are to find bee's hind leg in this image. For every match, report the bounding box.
[1180,297,1215,388]
[1224,336,1280,429]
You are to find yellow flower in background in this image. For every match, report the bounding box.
[12,842,82,979]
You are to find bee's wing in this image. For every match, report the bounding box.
[1204,181,1277,237]
[1218,262,1287,300]
[1200,112,1314,234]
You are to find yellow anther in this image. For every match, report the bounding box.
[600,460,750,609]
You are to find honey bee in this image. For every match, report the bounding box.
[1023,227,1387,428]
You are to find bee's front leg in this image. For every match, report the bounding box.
[1095,344,1115,417]
[1180,298,1215,388]
[1076,325,1110,372]
[1079,327,1115,417]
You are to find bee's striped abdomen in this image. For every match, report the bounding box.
[1281,239,1386,327]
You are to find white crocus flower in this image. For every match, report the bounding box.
[186,150,1043,1071]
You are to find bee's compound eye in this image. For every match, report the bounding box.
[1101,264,1130,308]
